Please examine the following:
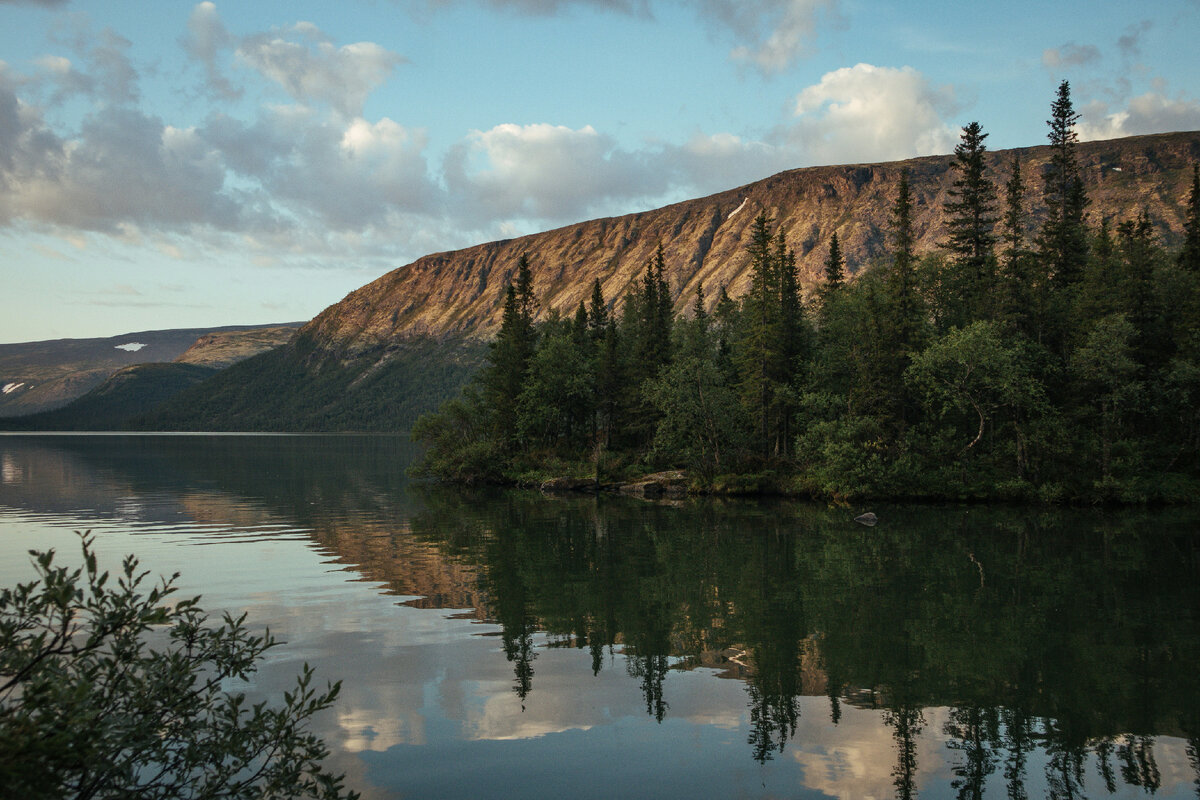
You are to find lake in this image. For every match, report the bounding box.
[2,433,1199,799]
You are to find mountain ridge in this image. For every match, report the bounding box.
[308,130,1200,356]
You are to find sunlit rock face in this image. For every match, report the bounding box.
[305,131,1200,354]
[174,326,300,368]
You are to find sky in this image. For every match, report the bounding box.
[1,0,1198,343]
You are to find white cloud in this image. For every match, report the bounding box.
[269,113,435,227]
[0,65,66,222]
[1042,42,1101,71]
[196,108,436,231]
[11,106,241,233]
[0,7,435,253]
[794,707,954,800]
[444,122,664,224]
[696,0,839,73]
[1117,20,1152,59]
[3,48,965,254]
[661,132,791,194]
[1078,91,1200,141]
[436,63,959,229]
[33,55,96,103]
[0,5,960,275]
[47,19,139,105]
[236,27,405,117]
[181,1,241,101]
[786,63,959,164]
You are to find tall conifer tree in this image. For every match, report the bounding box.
[1037,81,1089,288]
[888,169,921,347]
[998,156,1035,332]
[942,121,997,319]
[484,264,538,445]
[692,281,707,324]
[572,299,590,351]
[824,232,846,289]
[1002,156,1026,263]
[652,244,674,354]
[777,230,804,366]
[587,278,609,339]
[513,254,539,328]
[738,213,782,458]
[776,230,807,458]
[884,169,924,425]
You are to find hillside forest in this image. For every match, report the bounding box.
[415,82,1200,503]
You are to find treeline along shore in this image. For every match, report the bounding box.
[413,82,1200,504]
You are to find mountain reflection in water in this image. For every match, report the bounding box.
[2,433,1199,800]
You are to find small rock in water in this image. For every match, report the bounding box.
[854,512,877,527]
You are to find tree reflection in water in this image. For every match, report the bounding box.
[409,489,1200,797]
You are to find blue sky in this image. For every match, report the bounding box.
[1,0,1198,342]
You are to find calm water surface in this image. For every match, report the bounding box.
[2,434,1199,799]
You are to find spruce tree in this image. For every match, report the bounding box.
[692,281,707,324]
[587,278,608,339]
[997,155,1032,331]
[1037,81,1089,288]
[483,282,536,445]
[1002,156,1026,263]
[824,232,846,289]
[738,213,782,459]
[514,253,538,326]
[888,169,920,347]
[651,244,674,355]
[942,121,997,318]
[776,231,808,458]
[893,171,914,271]
[572,299,590,352]
[627,247,672,379]
[620,248,673,451]
[595,317,624,449]
[884,169,924,425]
[777,231,805,368]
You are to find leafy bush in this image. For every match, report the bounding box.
[0,534,357,800]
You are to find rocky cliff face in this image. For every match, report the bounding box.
[307,131,1200,354]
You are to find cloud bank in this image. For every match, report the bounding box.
[9,1,1192,273]
[1078,92,1200,140]
[0,2,970,267]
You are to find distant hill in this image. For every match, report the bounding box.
[0,323,302,417]
[132,333,487,432]
[1,363,219,431]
